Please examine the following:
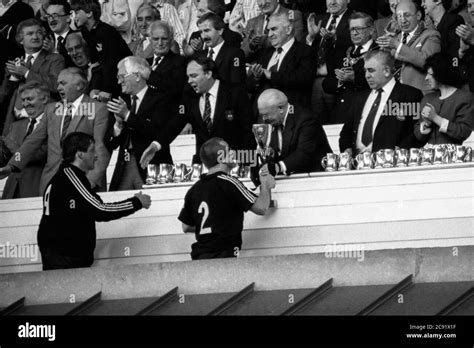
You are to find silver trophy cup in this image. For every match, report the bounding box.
[395,147,409,167]
[158,164,175,184]
[321,153,338,172]
[146,164,158,185]
[353,152,373,170]
[338,152,352,171]
[252,124,275,163]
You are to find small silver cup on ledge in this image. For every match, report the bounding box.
[395,147,409,167]
[321,153,338,172]
[337,152,352,171]
[420,148,434,166]
[408,148,421,167]
[145,164,158,185]
[353,152,372,170]
[158,164,175,184]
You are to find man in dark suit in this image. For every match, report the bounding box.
[43,0,76,67]
[307,0,353,120]
[106,56,173,191]
[1,81,48,199]
[139,57,254,168]
[194,12,246,87]
[339,50,423,156]
[146,20,187,113]
[247,11,316,109]
[0,18,65,135]
[70,0,132,100]
[457,14,474,92]
[258,89,332,174]
[241,0,304,58]
[323,11,378,125]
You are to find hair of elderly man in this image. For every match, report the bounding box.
[197,12,225,30]
[18,81,51,100]
[258,89,289,108]
[364,49,396,69]
[136,3,161,20]
[349,11,375,27]
[60,67,89,91]
[118,56,152,81]
[147,20,174,39]
[65,32,90,55]
[15,18,46,45]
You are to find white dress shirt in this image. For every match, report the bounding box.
[60,94,85,138]
[356,78,397,153]
[207,39,225,59]
[267,38,295,71]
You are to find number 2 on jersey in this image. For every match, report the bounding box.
[198,201,212,235]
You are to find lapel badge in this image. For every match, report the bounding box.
[225,110,234,122]
[96,43,103,52]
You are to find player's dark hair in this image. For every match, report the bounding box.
[197,12,225,30]
[189,57,219,79]
[200,137,227,168]
[70,0,101,21]
[62,132,95,164]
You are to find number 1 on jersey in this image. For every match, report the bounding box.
[198,201,212,235]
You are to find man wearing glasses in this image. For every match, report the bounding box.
[322,11,378,124]
[44,0,76,66]
[376,0,441,94]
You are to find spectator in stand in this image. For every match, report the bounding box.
[415,53,473,145]
[177,0,199,43]
[376,0,441,94]
[450,0,472,25]
[128,3,161,59]
[1,81,49,199]
[71,0,132,101]
[375,0,401,38]
[228,0,260,35]
[0,0,35,46]
[323,12,379,125]
[184,0,242,57]
[456,0,474,91]
[423,0,464,71]
[0,18,65,135]
[307,0,353,122]
[241,0,304,58]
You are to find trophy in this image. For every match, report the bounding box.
[408,148,421,167]
[251,124,277,187]
[372,150,394,169]
[230,164,241,177]
[420,148,435,166]
[353,152,373,170]
[157,164,175,184]
[395,147,409,167]
[173,163,192,183]
[452,146,472,163]
[321,153,338,172]
[337,152,352,171]
[145,164,158,185]
[433,145,449,165]
[189,164,202,182]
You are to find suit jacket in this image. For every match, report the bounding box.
[81,21,132,96]
[8,95,111,194]
[241,6,304,58]
[146,51,188,112]
[190,26,243,49]
[106,87,174,191]
[322,41,378,124]
[2,118,47,199]
[0,49,66,136]
[156,81,254,164]
[279,105,332,173]
[395,26,441,93]
[339,82,424,154]
[247,40,316,108]
[48,29,77,67]
[436,13,465,61]
[311,10,353,77]
[194,42,246,87]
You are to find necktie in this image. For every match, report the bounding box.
[130,95,138,118]
[328,14,339,31]
[402,32,409,45]
[57,36,64,53]
[25,55,33,69]
[61,105,72,144]
[269,124,282,157]
[24,118,36,140]
[361,89,383,147]
[208,48,215,60]
[263,16,270,35]
[202,93,212,133]
[152,56,162,70]
[268,47,283,73]
[353,45,362,57]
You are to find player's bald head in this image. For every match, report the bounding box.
[200,137,229,169]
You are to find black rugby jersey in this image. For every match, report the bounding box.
[179,171,257,259]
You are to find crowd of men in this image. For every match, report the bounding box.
[0,0,472,200]
[0,0,473,267]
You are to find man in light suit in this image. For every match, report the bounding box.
[241,0,304,58]
[376,0,441,94]
[258,89,332,174]
[0,67,111,194]
[0,18,66,135]
[106,56,174,191]
[1,82,49,199]
[339,50,423,156]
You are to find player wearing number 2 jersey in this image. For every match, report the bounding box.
[179,137,276,260]
[37,132,151,270]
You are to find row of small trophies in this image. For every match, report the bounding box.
[321,145,473,172]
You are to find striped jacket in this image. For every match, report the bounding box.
[37,164,142,258]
